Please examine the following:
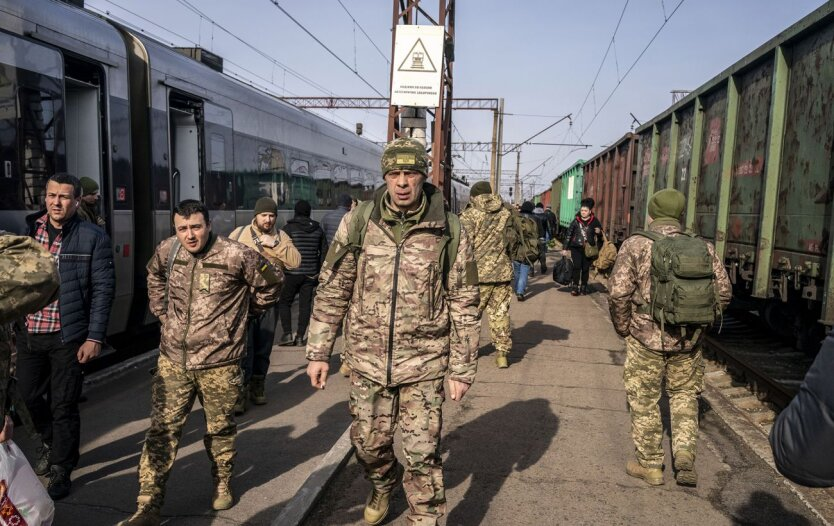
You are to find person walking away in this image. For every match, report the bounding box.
[533,202,549,271]
[229,197,300,414]
[544,205,558,242]
[321,193,353,247]
[460,181,514,369]
[278,200,327,347]
[118,200,281,525]
[76,176,106,228]
[306,137,480,525]
[608,188,731,488]
[563,198,603,295]
[18,173,115,500]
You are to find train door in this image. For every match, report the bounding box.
[168,91,204,206]
[64,58,107,229]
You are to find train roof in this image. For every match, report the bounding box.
[0,0,127,66]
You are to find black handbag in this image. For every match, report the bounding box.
[553,257,574,285]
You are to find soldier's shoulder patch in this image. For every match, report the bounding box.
[258,260,280,285]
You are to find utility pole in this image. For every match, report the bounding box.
[495,98,504,194]
[514,150,521,205]
[388,0,455,201]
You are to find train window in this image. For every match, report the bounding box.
[237,144,287,210]
[18,87,62,210]
[204,133,233,210]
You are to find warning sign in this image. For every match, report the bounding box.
[390,25,444,108]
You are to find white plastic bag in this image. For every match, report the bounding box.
[0,440,54,526]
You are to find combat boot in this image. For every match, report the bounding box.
[495,353,509,369]
[234,386,248,416]
[250,375,267,405]
[363,464,403,525]
[626,459,663,486]
[117,497,161,526]
[212,478,234,511]
[674,450,697,486]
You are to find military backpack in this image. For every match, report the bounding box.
[504,212,539,265]
[634,230,720,333]
[324,200,461,289]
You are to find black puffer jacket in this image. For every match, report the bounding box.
[320,206,349,247]
[770,335,834,487]
[565,214,603,249]
[28,214,115,343]
[282,216,327,276]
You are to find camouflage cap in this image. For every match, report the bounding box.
[381,137,428,177]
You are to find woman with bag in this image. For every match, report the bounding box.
[562,198,603,296]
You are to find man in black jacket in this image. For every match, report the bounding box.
[20,173,115,499]
[278,200,327,346]
[320,193,353,247]
[770,333,834,487]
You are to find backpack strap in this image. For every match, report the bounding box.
[162,238,181,313]
[633,229,663,242]
[439,212,460,291]
[323,200,374,271]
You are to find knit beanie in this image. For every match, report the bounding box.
[337,193,353,208]
[294,199,312,217]
[381,137,428,177]
[79,177,99,195]
[254,197,278,216]
[470,181,492,198]
[520,201,535,214]
[647,188,685,220]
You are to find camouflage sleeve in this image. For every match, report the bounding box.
[607,238,638,337]
[446,223,481,384]
[458,209,475,243]
[146,238,173,318]
[0,234,59,324]
[241,247,283,316]
[708,242,732,309]
[306,212,357,362]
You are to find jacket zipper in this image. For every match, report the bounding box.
[386,243,402,386]
[182,259,198,367]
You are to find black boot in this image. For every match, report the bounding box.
[277,333,294,346]
[47,465,71,500]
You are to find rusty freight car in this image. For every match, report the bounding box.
[582,133,639,244]
[632,2,834,351]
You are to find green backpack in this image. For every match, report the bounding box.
[505,213,539,264]
[324,200,461,289]
[634,230,720,333]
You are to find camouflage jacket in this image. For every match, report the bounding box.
[459,194,513,283]
[229,220,301,271]
[306,184,481,386]
[0,233,59,421]
[147,234,282,370]
[607,219,732,352]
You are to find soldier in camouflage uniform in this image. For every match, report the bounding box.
[306,138,481,525]
[0,233,59,442]
[119,200,281,526]
[608,189,731,487]
[459,181,514,368]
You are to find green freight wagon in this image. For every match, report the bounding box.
[558,161,585,229]
[632,1,834,350]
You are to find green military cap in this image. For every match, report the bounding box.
[381,137,428,177]
[469,181,492,197]
[80,176,99,195]
[648,188,686,220]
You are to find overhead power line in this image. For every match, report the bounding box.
[266,0,387,98]
[336,0,390,65]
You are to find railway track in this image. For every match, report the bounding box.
[703,310,814,411]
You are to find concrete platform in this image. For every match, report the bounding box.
[14,252,831,525]
[304,253,828,526]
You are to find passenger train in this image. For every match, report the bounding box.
[0,0,468,342]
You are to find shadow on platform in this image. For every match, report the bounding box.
[735,490,813,525]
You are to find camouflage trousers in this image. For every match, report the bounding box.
[137,354,242,508]
[623,336,704,468]
[349,372,445,524]
[479,283,512,356]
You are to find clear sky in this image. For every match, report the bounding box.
[85,0,827,200]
